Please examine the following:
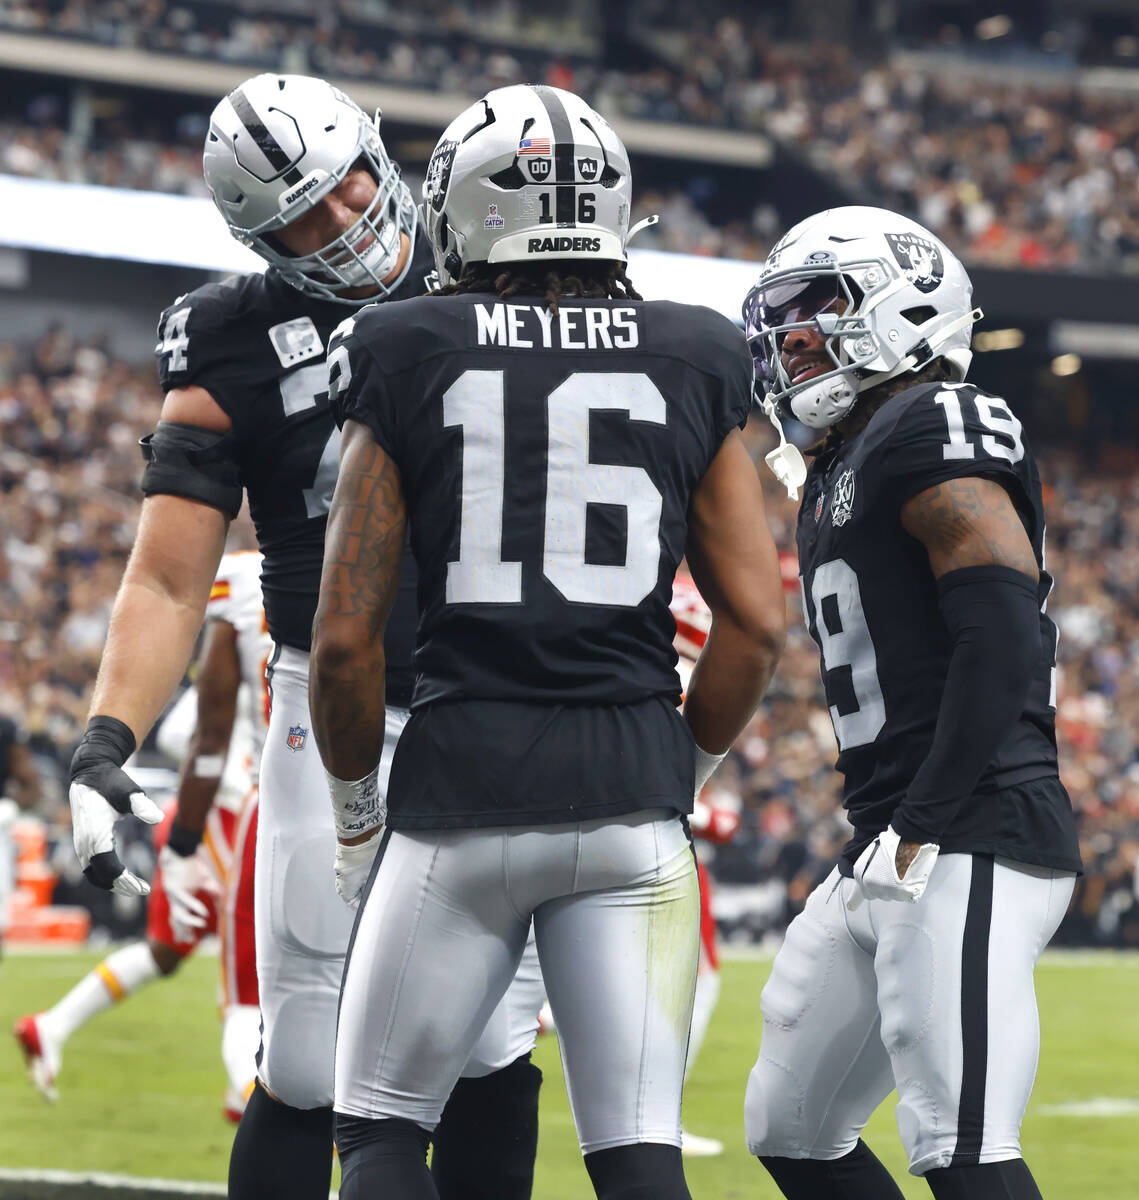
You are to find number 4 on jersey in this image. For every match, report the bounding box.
[159,306,191,372]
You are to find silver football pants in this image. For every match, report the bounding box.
[745,853,1074,1174]
[335,808,700,1153]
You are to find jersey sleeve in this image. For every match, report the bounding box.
[678,305,753,453]
[155,284,257,421]
[883,383,1033,512]
[711,316,756,447]
[327,310,401,462]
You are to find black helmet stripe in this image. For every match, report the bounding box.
[229,87,303,186]
[529,85,576,227]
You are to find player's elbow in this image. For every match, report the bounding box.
[726,597,787,669]
[311,616,383,692]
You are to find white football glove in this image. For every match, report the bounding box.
[69,716,164,896]
[847,825,939,910]
[334,828,384,910]
[69,775,163,897]
[158,844,221,943]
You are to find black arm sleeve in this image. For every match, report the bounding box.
[140,421,243,519]
[890,564,1042,845]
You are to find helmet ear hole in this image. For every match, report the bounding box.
[901,305,937,325]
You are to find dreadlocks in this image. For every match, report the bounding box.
[433,259,642,315]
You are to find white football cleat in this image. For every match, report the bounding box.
[681,1128,724,1157]
[13,1013,61,1103]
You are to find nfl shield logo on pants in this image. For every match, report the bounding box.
[286,724,307,752]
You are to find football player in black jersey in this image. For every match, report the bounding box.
[740,206,1081,1200]
[311,84,787,1200]
[65,73,546,1200]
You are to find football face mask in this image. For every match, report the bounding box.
[262,146,416,300]
[743,262,884,431]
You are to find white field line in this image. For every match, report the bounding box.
[1036,1098,1139,1117]
[0,1170,337,1199]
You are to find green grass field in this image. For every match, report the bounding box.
[1,948,1137,1196]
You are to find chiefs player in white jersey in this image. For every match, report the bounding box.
[15,551,269,1119]
[671,573,742,1157]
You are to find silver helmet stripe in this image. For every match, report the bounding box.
[530,85,575,226]
[228,86,303,186]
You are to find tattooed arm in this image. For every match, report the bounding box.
[900,475,1038,582]
[310,420,406,790]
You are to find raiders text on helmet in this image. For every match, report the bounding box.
[422,84,633,285]
[742,206,981,430]
[203,73,418,305]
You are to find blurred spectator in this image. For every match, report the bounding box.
[3,2,1138,273]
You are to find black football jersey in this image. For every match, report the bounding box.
[330,293,752,827]
[153,234,436,699]
[798,380,1080,872]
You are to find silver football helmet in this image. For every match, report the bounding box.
[203,73,418,305]
[422,84,640,285]
[743,206,981,431]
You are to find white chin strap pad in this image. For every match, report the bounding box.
[790,374,858,429]
[341,222,401,287]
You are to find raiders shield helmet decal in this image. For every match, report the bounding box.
[885,232,944,294]
[424,139,458,213]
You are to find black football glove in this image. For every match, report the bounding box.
[69,716,163,895]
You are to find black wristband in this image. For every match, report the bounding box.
[72,715,137,776]
[166,822,203,857]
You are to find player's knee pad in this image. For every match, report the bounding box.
[583,1142,690,1200]
[744,915,837,1154]
[924,1159,1042,1200]
[259,992,336,1108]
[336,1115,433,1200]
[431,1053,542,1200]
[744,1053,808,1154]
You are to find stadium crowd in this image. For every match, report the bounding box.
[2,328,1138,947]
[3,3,1139,273]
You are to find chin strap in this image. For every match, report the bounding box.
[760,391,808,501]
[859,307,983,392]
[626,214,659,244]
